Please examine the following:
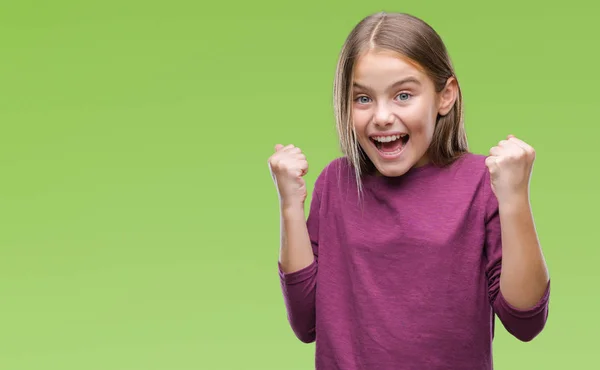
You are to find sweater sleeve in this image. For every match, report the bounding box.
[483,171,550,342]
[277,171,323,344]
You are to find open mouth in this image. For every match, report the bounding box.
[370,133,409,156]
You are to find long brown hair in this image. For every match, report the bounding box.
[333,12,468,191]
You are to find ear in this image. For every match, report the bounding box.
[437,76,458,116]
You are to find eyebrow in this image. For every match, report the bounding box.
[353,77,421,91]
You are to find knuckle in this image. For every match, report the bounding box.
[518,148,528,157]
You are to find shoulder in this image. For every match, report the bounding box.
[315,156,353,183]
[451,152,488,172]
[452,152,498,214]
[311,156,355,196]
[444,152,491,184]
[438,152,495,207]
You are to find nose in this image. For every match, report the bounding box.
[373,102,394,127]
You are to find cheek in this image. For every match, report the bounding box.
[351,109,371,131]
[404,104,437,137]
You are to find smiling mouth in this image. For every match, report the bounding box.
[370,134,409,156]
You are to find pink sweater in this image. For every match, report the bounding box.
[278,153,550,369]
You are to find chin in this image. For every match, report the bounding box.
[372,161,412,177]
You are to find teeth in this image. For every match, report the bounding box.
[372,134,406,143]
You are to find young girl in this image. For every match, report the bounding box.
[268,12,550,370]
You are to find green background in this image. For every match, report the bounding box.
[0,0,597,369]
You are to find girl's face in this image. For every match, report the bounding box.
[351,49,456,177]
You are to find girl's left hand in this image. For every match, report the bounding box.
[485,135,536,205]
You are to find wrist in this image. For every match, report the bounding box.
[280,200,306,216]
[498,191,530,213]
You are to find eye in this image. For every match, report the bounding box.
[396,93,411,101]
[355,95,371,104]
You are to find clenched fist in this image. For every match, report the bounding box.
[268,144,309,208]
[485,135,536,204]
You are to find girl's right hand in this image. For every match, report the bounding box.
[268,144,309,208]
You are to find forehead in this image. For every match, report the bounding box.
[353,49,427,84]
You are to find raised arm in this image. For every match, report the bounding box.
[269,144,321,343]
[484,136,550,341]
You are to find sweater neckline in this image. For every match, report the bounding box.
[362,161,440,185]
